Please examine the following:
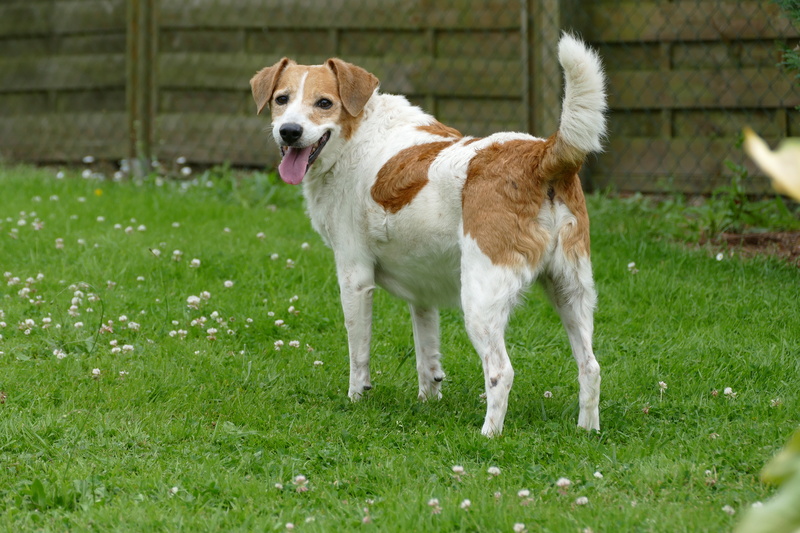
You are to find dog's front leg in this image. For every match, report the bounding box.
[338,264,375,401]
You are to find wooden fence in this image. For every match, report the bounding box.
[0,0,797,192]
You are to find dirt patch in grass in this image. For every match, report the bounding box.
[702,231,800,267]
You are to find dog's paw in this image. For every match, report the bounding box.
[480,421,502,438]
[348,383,372,401]
[417,387,442,402]
[577,409,600,432]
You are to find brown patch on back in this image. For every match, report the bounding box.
[372,141,457,213]
[417,121,462,139]
[462,135,586,267]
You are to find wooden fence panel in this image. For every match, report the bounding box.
[0,0,796,195]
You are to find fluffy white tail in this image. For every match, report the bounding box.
[552,33,607,166]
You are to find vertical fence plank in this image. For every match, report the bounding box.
[127,0,156,176]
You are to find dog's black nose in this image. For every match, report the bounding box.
[279,123,303,144]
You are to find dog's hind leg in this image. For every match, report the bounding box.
[541,255,600,431]
[460,239,527,437]
[410,305,445,401]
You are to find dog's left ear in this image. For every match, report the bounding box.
[326,58,379,117]
[250,58,294,115]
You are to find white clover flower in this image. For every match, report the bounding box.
[722,505,735,516]
[575,496,589,505]
[427,498,439,507]
[172,222,180,228]
[285,259,295,269]
[56,171,65,180]
[289,340,300,348]
[452,465,465,475]
[716,252,724,261]
[285,524,294,531]
[172,250,183,261]
[190,258,201,268]
[176,156,187,165]
[55,238,64,249]
[459,499,471,510]
[593,471,603,479]
[151,248,161,258]
[270,253,279,261]
[114,223,122,230]
[53,349,67,359]
[487,466,501,477]
[543,390,553,398]
[659,381,667,390]
[274,340,284,350]
[74,322,84,329]
[293,475,307,485]
[275,319,285,327]
[122,344,134,352]
[274,483,283,490]
[256,232,266,240]
[224,280,234,288]
[313,360,323,366]
[200,291,211,300]
[301,242,310,250]
[555,477,571,489]
[92,368,101,377]
[289,295,299,303]
[724,387,737,398]
[127,322,140,331]
[118,315,128,322]
[119,370,129,377]
[169,486,179,496]
[187,296,201,309]
[82,155,95,164]
[513,524,527,533]
[517,489,530,498]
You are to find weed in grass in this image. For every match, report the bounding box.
[0,164,798,531]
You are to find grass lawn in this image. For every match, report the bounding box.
[0,164,798,532]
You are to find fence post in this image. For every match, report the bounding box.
[126,0,156,177]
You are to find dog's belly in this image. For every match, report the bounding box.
[370,206,463,308]
[374,245,462,308]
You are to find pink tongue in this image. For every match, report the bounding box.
[278,146,313,185]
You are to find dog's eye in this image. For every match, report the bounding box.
[316,98,333,110]
[275,95,289,105]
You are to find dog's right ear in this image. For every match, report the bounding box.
[250,58,294,115]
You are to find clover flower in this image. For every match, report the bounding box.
[487,466,501,477]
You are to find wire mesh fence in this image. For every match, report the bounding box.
[0,0,797,193]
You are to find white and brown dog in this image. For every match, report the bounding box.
[250,33,606,436]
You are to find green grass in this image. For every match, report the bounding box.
[0,165,798,532]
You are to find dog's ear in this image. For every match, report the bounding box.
[250,58,294,115]
[326,58,379,117]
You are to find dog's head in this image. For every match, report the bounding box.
[250,58,379,185]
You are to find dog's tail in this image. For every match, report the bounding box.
[540,33,607,181]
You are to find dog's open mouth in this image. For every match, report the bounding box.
[278,131,331,185]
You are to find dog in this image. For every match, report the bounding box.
[250,33,606,436]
